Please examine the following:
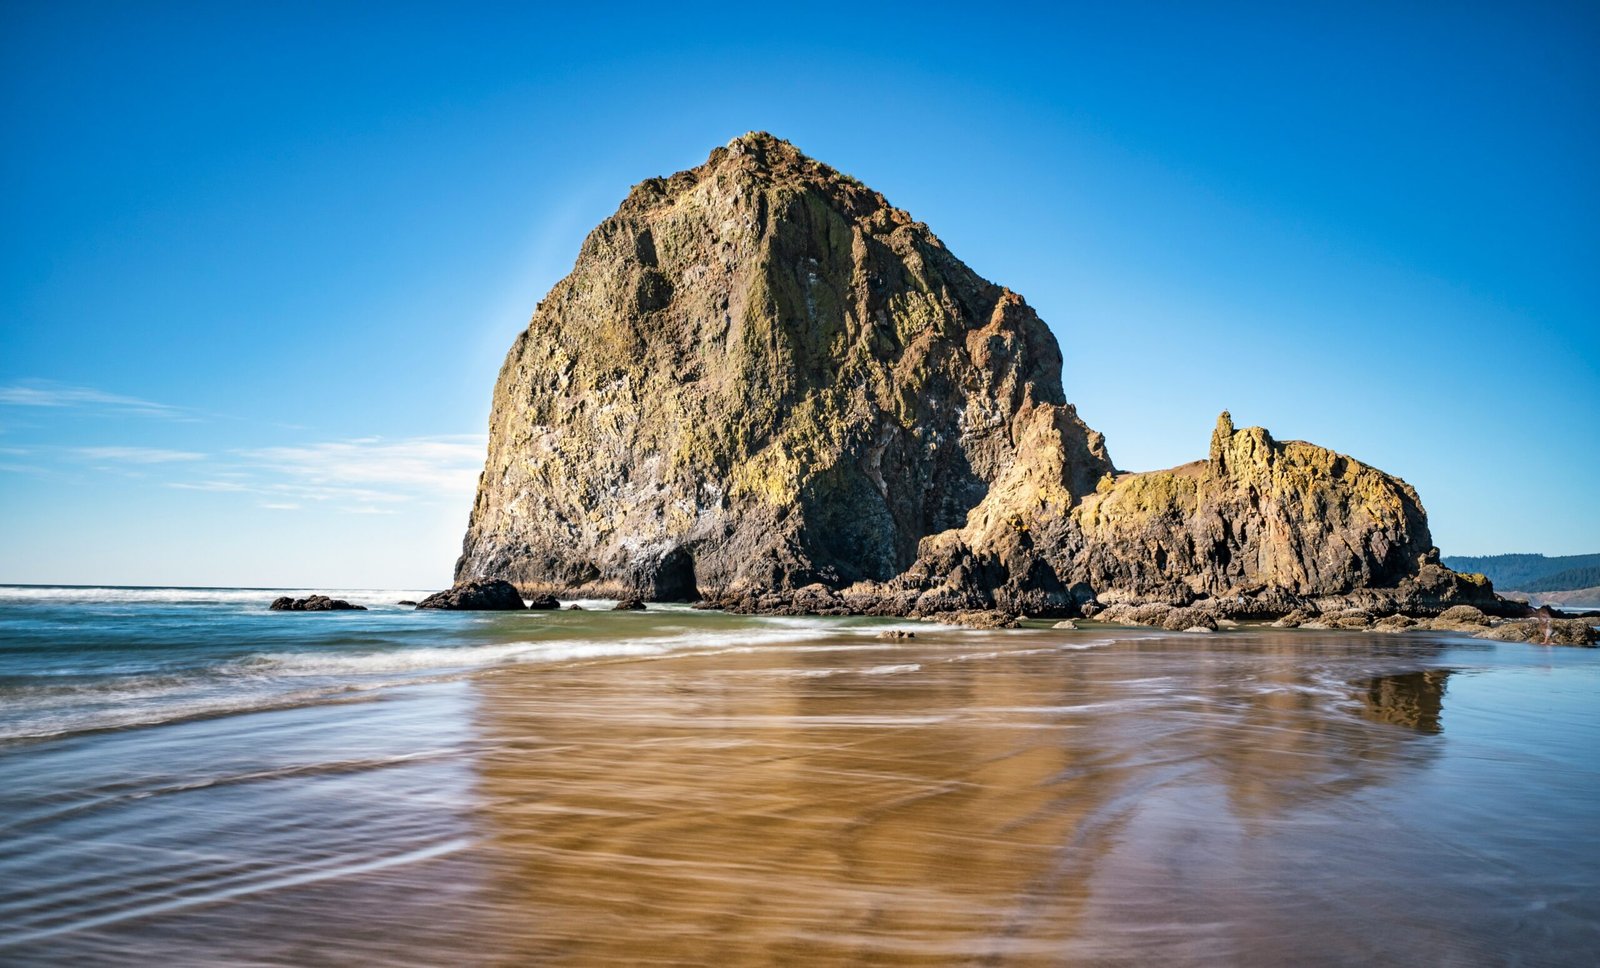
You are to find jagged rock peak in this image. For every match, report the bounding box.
[1208,410,1235,464]
[455,133,1111,599]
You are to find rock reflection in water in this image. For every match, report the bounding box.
[6,627,1595,966]
[1358,669,1451,733]
[456,631,1508,966]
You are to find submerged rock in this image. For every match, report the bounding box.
[451,133,1516,621]
[612,598,646,611]
[269,595,366,612]
[416,579,527,611]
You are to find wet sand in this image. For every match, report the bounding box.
[2,619,1597,965]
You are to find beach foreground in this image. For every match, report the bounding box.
[1,587,1596,965]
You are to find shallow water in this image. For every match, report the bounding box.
[1,586,1597,965]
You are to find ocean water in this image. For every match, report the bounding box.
[1,585,1596,966]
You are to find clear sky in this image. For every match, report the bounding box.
[2,1,1596,588]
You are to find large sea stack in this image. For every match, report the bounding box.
[455,133,1502,620]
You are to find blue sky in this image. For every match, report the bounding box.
[2,1,1596,588]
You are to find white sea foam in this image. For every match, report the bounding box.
[0,585,432,607]
[0,622,854,742]
[858,663,922,675]
[239,624,849,677]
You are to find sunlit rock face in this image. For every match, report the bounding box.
[904,411,1498,616]
[456,133,1110,599]
[458,133,1496,616]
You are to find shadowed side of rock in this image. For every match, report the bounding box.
[416,579,528,611]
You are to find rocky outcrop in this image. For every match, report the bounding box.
[889,411,1506,618]
[1476,617,1596,646]
[416,579,527,611]
[455,133,1514,622]
[456,132,1107,602]
[270,595,366,612]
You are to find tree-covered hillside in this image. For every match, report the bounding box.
[1443,553,1600,590]
[1522,566,1600,593]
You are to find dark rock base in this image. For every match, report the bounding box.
[416,579,528,611]
[270,595,366,612]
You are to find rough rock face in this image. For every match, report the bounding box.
[894,411,1502,617]
[456,133,1503,619]
[457,133,1108,600]
[416,579,527,611]
[270,595,366,612]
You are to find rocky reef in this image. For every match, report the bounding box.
[270,595,366,612]
[453,133,1520,625]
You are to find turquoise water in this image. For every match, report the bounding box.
[1,586,1596,965]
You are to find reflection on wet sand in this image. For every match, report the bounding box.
[1358,669,1451,733]
[461,631,1461,966]
[6,626,1595,966]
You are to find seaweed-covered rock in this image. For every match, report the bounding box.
[416,579,527,611]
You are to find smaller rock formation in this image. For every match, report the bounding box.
[526,594,561,610]
[877,629,916,640]
[1477,617,1596,646]
[932,610,1019,630]
[613,598,647,611]
[270,595,367,611]
[1097,602,1218,631]
[397,599,418,606]
[416,579,527,611]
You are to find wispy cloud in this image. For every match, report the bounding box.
[73,446,204,464]
[163,434,485,509]
[171,480,252,492]
[0,382,187,419]
[240,435,485,497]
